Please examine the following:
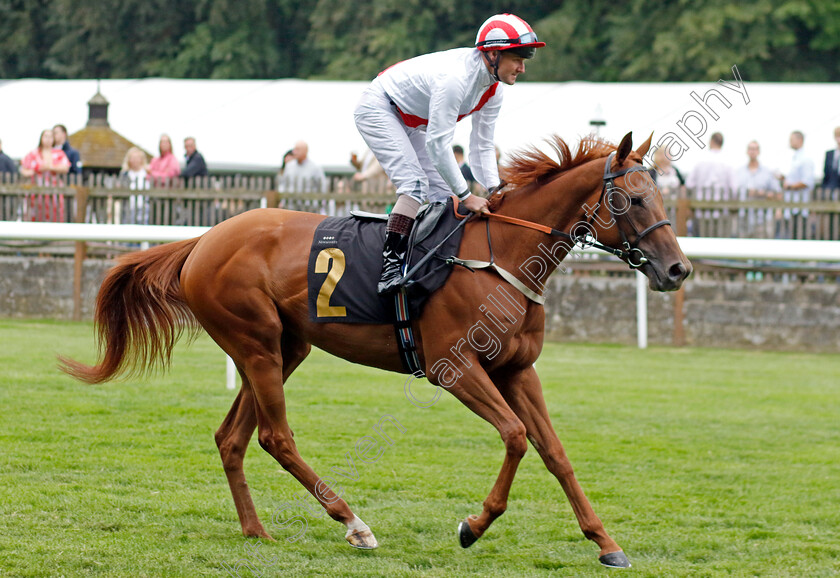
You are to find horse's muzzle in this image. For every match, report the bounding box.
[645,257,692,292]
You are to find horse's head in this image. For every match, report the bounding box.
[583,132,691,291]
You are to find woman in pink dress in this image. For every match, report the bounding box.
[148,134,181,186]
[20,129,70,221]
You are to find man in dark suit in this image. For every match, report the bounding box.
[452,144,475,191]
[53,124,82,176]
[0,138,18,176]
[822,126,840,190]
[183,137,208,178]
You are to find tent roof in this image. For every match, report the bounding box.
[0,78,835,179]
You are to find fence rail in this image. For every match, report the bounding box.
[2,173,839,231]
[0,172,396,228]
[2,172,840,252]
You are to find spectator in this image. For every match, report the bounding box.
[735,141,780,196]
[648,146,684,198]
[148,134,181,185]
[821,126,840,191]
[0,138,18,177]
[120,147,150,224]
[20,129,70,185]
[345,149,388,203]
[453,145,475,191]
[685,132,735,235]
[279,149,294,176]
[120,147,150,190]
[20,129,70,221]
[182,137,208,179]
[780,130,815,237]
[735,141,780,238]
[351,149,385,184]
[279,140,326,193]
[685,132,735,192]
[53,124,82,178]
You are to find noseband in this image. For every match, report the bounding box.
[584,152,672,268]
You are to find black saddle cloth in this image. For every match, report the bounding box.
[307,198,469,323]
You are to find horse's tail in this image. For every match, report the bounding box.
[59,237,201,384]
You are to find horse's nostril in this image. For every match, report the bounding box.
[669,262,687,280]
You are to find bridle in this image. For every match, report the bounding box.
[589,151,672,268]
[481,152,672,269]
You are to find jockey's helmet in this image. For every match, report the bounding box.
[475,14,546,59]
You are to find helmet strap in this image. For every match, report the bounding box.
[483,51,501,82]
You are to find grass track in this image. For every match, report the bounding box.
[0,319,838,577]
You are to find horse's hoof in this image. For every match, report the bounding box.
[599,550,631,568]
[345,527,378,549]
[458,519,479,548]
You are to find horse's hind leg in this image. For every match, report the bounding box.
[215,380,267,538]
[215,335,310,539]
[499,365,630,569]
[239,322,377,549]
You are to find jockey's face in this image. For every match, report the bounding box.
[495,51,527,85]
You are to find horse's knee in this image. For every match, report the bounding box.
[501,421,528,459]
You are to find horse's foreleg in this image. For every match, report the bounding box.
[499,366,630,568]
[444,370,528,547]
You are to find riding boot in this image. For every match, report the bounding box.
[377,230,410,295]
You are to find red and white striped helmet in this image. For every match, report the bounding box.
[475,14,545,57]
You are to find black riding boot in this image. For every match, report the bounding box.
[377,231,410,295]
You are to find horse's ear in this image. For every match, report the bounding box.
[616,132,633,165]
[635,132,654,158]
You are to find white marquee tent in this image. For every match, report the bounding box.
[1,75,837,181]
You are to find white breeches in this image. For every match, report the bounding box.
[354,83,451,204]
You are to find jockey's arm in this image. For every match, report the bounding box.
[468,94,502,192]
[425,78,473,200]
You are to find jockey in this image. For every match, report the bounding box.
[354,13,546,295]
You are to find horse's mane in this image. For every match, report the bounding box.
[492,135,617,210]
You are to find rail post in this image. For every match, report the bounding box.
[72,187,90,322]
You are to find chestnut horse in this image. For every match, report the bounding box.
[61,132,690,569]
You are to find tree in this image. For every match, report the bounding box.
[0,0,57,78]
[44,0,197,78]
[154,0,284,79]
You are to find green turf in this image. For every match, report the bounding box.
[0,319,838,577]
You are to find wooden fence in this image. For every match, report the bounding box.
[2,171,839,259]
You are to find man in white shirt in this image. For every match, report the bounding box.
[734,140,780,237]
[685,132,736,233]
[782,130,815,227]
[735,141,780,196]
[279,141,327,193]
[685,132,736,196]
[354,13,545,295]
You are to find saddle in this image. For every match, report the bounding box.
[307,198,470,325]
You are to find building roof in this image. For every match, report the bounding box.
[63,89,151,170]
[69,125,151,170]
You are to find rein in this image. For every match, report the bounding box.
[475,152,672,268]
[448,153,672,305]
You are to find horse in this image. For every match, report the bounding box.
[60,132,691,569]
